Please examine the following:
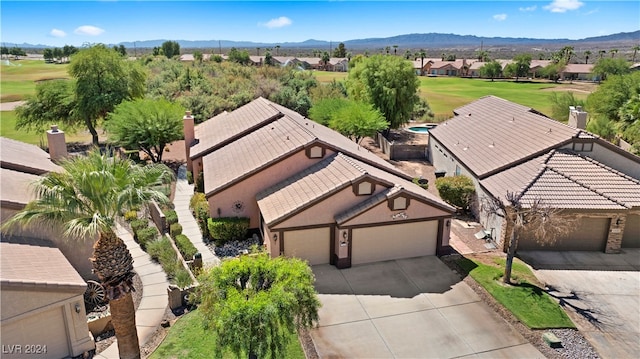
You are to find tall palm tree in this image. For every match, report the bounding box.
[275,45,280,56]
[4,150,173,359]
[256,47,260,56]
[610,48,618,58]
[584,50,592,64]
[393,45,398,56]
[418,49,427,76]
[598,49,606,59]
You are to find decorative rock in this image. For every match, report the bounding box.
[209,236,262,258]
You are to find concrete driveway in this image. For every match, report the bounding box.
[310,256,543,358]
[519,250,640,359]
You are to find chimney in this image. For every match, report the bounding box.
[46,125,67,162]
[183,111,195,172]
[568,106,588,130]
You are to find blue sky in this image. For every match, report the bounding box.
[1,1,638,47]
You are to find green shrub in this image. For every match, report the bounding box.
[131,219,149,234]
[187,170,194,184]
[174,268,194,288]
[435,175,475,210]
[189,193,210,238]
[189,192,206,211]
[170,222,183,238]
[412,177,429,190]
[195,171,204,193]
[137,227,159,248]
[208,217,249,244]
[124,210,138,222]
[175,234,198,260]
[147,237,171,261]
[165,210,179,226]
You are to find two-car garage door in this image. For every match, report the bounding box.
[352,221,438,265]
[518,217,609,251]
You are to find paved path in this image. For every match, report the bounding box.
[0,101,25,111]
[173,165,219,267]
[95,223,169,359]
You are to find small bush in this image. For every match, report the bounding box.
[189,192,207,211]
[131,219,149,234]
[187,170,194,184]
[189,193,210,238]
[137,227,159,248]
[195,171,204,193]
[173,268,193,289]
[170,222,183,238]
[435,175,475,210]
[165,210,179,226]
[147,237,171,261]
[124,210,138,222]
[175,234,198,260]
[208,217,249,244]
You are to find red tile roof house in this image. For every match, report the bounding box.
[185,97,455,268]
[428,96,640,253]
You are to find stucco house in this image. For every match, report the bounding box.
[185,97,455,268]
[428,96,640,253]
[1,242,95,359]
[561,63,595,81]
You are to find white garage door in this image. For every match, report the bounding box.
[518,217,609,251]
[352,220,438,265]
[284,227,330,265]
[1,306,68,359]
[622,214,640,248]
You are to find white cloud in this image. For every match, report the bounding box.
[544,0,584,13]
[74,25,105,36]
[259,16,292,29]
[50,28,66,38]
[519,5,537,12]
[493,14,507,21]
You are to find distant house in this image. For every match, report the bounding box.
[185,97,454,268]
[429,96,640,253]
[412,59,433,76]
[328,57,349,72]
[562,63,595,81]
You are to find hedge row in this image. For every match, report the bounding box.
[207,217,249,245]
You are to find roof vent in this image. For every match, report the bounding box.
[454,141,459,146]
[547,128,552,134]
[286,136,289,140]
[489,142,495,148]
[463,145,470,151]
[510,117,515,122]
[467,113,472,117]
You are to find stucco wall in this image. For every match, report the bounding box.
[208,149,335,228]
[339,198,451,227]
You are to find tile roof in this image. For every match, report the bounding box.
[429,96,582,178]
[0,168,39,208]
[481,149,640,209]
[0,137,62,175]
[563,63,594,74]
[1,242,86,292]
[335,186,404,225]
[191,97,283,158]
[257,153,453,225]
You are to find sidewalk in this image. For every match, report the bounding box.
[94,223,169,359]
[173,165,220,267]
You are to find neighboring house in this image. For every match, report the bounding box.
[428,96,640,253]
[428,60,464,76]
[528,59,552,78]
[468,61,487,78]
[1,242,95,359]
[561,63,595,81]
[328,57,349,72]
[0,136,96,279]
[185,97,455,268]
[412,59,433,76]
[296,57,323,70]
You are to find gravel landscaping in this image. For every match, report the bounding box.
[208,234,263,258]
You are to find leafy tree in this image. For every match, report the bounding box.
[106,98,184,163]
[598,49,606,59]
[476,50,490,62]
[152,46,161,56]
[69,44,146,145]
[393,45,398,56]
[264,51,274,66]
[548,92,585,122]
[10,46,26,59]
[43,48,54,63]
[434,175,475,211]
[308,97,348,125]
[53,47,63,62]
[333,42,347,58]
[63,45,78,61]
[610,49,618,58]
[309,79,346,104]
[15,80,78,133]
[196,254,320,359]
[586,116,617,141]
[503,54,531,82]
[161,41,180,59]
[591,58,631,81]
[618,94,640,153]
[541,60,567,83]
[479,60,502,81]
[113,44,126,57]
[346,54,419,131]
[482,192,572,284]
[404,50,413,60]
[587,72,640,122]
[321,51,330,70]
[275,45,280,56]
[0,46,8,58]
[385,46,390,55]
[412,98,434,122]
[193,50,203,63]
[3,150,174,359]
[228,47,250,65]
[328,101,388,143]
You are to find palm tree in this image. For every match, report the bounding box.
[598,50,606,59]
[418,49,427,76]
[632,45,640,62]
[256,47,260,56]
[4,150,173,359]
[275,45,280,56]
[393,45,398,56]
[385,46,390,55]
[584,50,592,64]
[610,49,618,58]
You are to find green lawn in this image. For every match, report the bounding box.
[457,256,575,329]
[312,70,347,84]
[0,59,69,102]
[0,110,93,145]
[149,309,306,359]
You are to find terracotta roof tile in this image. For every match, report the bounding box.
[0,137,62,175]
[1,242,86,291]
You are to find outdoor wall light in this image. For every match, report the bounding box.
[342,231,348,240]
[75,303,81,313]
[615,218,622,226]
[273,233,278,242]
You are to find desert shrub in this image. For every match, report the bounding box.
[165,210,179,226]
[412,177,429,190]
[173,268,194,289]
[137,227,159,248]
[208,217,249,244]
[170,222,183,238]
[189,192,207,211]
[435,175,475,210]
[130,219,148,234]
[195,171,204,193]
[124,210,138,222]
[175,234,198,260]
[187,170,194,184]
[146,237,171,261]
[190,192,210,238]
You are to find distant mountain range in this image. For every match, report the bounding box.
[4,30,639,50]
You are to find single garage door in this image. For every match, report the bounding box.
[518,217,609,251]
[284,227,330,265]
[352,220,438,266]
[1,306,68,359]
[622,214,640,248]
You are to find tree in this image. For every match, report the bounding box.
[541,60,567,83]
[346,54,419,131]
[43,48,54,63]
[503,53,531,81]
[584,50,592,64]
[404,49,413,60]
[196,254,320,359]
[69,44,146,145]
[548,92,585,122]
[591,58,631,81]
[434,175,475,211]
[328,101,388,143]
[321,51,330,70]
[598,49,606,59]
[385,46,390,55]
[3,150,174,359]
[10,46,26,59]
[393,45,398,56]
[15,79,78,133]
[418,49,426,76]
[264,51,274,66]
[53,47,63,62]
[161,41,180,59]
[275,45,280,56]
[482,192,571,284]
[106,98,185,163]
[0,46,8,59]
[228,47,250,65]
[479,60,502,81]
[333,42,347,58]
[632,46,640,63]
[308,97,349,125]
[587,72,640,142]
[63,44,78,61]
[476,50,490,62]
[559,46,574,63]
[610,49,618,58]
[193,50,203,63]
[256,47,260,56]
[618,94,640,153]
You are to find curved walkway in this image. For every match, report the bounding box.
[94,223,170,359]
[173,165,220,267]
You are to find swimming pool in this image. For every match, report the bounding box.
[405,124,436,134]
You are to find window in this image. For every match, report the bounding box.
[455,165,461,176]
[573,142,593,152]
